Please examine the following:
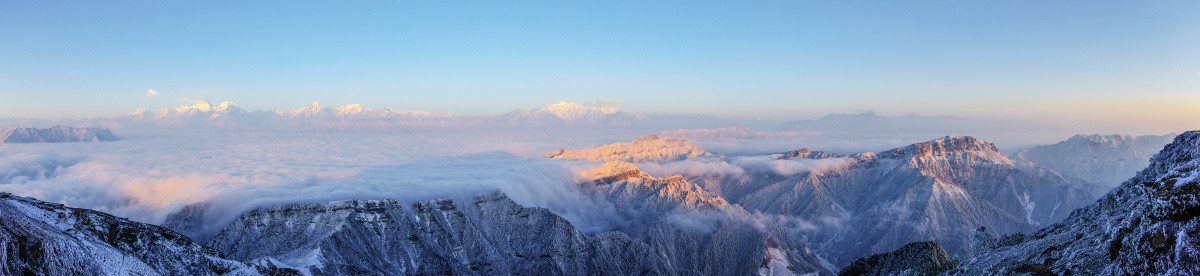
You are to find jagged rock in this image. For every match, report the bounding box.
[1012,133,1175,191]
[0,193,269,275]
[838,241,956,276]
[729,136,1097,267]
[958,131,1200,275]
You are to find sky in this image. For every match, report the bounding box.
[2,1,1198,127]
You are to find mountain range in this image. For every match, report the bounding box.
[3,129,1196,274]
[550,134,1104,268]
[0,126,117,144]
[846,130,1200,275]
[1011,133,1176,190]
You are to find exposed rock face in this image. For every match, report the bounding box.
[0,193,262,275]
[838,241,956,276]
[959,131,1200,275]
[544,134,710,163]
[578,162,832,276]
[207,192,596,275]
[730,136,1097,267]
[1012,133,1175,191]
[204,163,834,275]
[582,161,730,217]
[0,126,117,144]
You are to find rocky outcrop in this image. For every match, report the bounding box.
[838,241,956,276]
[0,193,265,275]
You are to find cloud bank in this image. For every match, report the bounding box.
[0,132,634,241]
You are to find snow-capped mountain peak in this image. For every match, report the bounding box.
[883,136,1012,166]
[289,101,325,117]
[537,101,618,121]
[334,103,364,116]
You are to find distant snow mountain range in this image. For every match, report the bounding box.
[0,126,117,144]
[0,100,657,132]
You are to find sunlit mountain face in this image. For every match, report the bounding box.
[4,1,1198,275]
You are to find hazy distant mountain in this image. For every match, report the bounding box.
[496,101,647,128]
[656,124,770,140]
[781,111,1056,137]
[0,126,117,144]
[1011,133,1175,190]
[4,100,665,132]
[544,134,711,162]
[721,136,1098,267]
[0,193,264,275]
[846,131,1200,275]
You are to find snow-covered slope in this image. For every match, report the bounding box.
[205,189,833,275]
[544,134,711,162]
[729,136,1097,267]
[579,161,833,275]
[1011,133,1175,191]
[0,126,117,144]
[0,193,265,275]
[208,192,600,275]
[957,130,1200,275]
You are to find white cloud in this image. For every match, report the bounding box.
[0,131,637,241]
[731,155,857,176]
[145,89,161,98]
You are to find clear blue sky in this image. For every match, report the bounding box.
[2,1,1198,126]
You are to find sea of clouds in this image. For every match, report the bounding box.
[0,123,1094,242]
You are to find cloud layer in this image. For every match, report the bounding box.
[0,132,638,240]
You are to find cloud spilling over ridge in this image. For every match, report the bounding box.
[0,132,633,241]
[731,155,858,176]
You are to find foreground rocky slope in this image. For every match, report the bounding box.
[0,193,260,275]
[959,130,1200,275]
[842,131,1200,275]
[0,126,117,144]
[838,242,956,276]
[544,134,710,162]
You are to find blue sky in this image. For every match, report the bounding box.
[2,1,1198,126]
